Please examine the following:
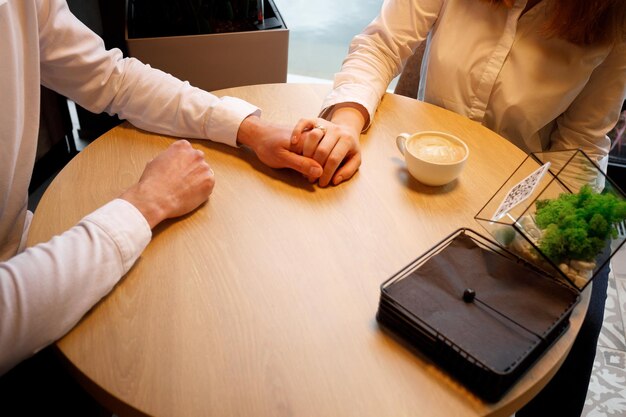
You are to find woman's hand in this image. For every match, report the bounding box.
[291,118,361,187]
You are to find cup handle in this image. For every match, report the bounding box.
[396,133,410,156]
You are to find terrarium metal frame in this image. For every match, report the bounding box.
[474,149,626,292]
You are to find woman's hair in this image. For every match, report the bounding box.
[484,0,626,45]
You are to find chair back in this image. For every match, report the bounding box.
[394,41,428,99]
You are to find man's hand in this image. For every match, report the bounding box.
[121,140,215,228]
[237,115,323,179]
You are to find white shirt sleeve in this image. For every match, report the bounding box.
[37,0,260,147]
[320,0,442,127]
[549,41,626,163]
[0,199,151,375]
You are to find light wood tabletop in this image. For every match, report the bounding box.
[27,83,589,417]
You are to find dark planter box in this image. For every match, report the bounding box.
[125,0,288,92]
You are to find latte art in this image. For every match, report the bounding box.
[408,136,466,164]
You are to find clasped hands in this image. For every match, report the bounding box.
[289,116,362,187]
[287,103,367,187]
[237,113,362,187]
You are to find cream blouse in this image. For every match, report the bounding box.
[321,0,626,165]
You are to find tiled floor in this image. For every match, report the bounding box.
[583,241,626,417]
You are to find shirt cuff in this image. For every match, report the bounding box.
[204,96,261,147]
[320,83,381,131]
[81,199,152,273]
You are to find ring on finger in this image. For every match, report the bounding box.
[314,124,327,134]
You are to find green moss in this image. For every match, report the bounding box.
[534,185,626,263]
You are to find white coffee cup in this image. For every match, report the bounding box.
[396,131,469,186]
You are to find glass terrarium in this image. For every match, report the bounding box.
[475,149,626,291]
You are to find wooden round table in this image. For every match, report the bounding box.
[27,84,589,417]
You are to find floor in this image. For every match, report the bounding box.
[274,0,399,89]
[273,0,383,82]
[583,241,626,417]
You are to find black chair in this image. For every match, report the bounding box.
[394,41,428,99]
[29,86,77,195]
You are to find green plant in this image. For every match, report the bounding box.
[534,185,626,262]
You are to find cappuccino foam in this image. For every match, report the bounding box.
[409,135,466,164]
